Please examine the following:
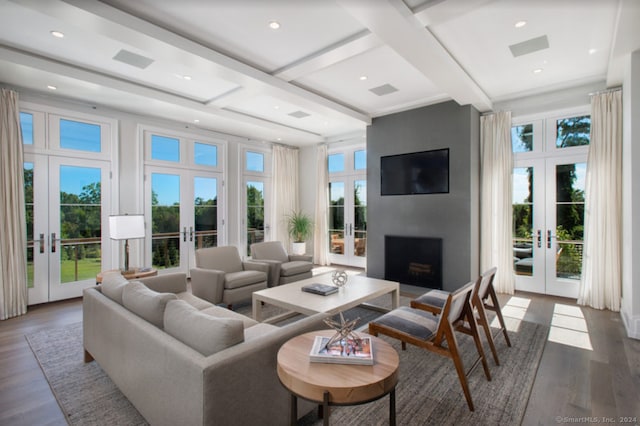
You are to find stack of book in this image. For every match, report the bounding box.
[309,335,374,365]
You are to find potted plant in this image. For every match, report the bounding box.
[287,210,313,255]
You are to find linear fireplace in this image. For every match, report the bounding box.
[384,235,442,289]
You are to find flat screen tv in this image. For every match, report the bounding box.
[380,148,449,195]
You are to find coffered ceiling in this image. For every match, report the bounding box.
[0,0,638,146]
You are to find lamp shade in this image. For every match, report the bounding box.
[109,215,145,240]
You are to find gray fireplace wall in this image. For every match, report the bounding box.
[366,101,480,292]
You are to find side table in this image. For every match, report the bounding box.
[277,330,399,426]
[96,268,157,284]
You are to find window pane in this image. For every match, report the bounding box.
[20,112,33,145]
[556,115,590,148]
[328,153,344,173]
[151,173,181,269]
[246,151,264,172]
[194,177,218,249]
[60,119,101,152]
[247,181,264,255]
[194,142,217,167]
[329,182,345,254]
[354,180,367,258]
[59,165,102,283]
[151,135,180,162]
[555,163,585,280]
[513,167,534,276]
[511,124,533,153]
[354,150,366,170]
[24,162,34,288]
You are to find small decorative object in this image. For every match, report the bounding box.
[322,312,361,350]
[332,270,348,288]
[287,210,313,255]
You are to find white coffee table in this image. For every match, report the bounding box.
[252,273,400,323]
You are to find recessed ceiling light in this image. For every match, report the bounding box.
[183,75,192,81]
[269,21,280,30]
[588,48,597,55]
[276,138,282,141]
[515,21,527,28]
[193,119,200,123]
[533,68,543,74]
[47,85,57,90]
[359,75,368,81]
[274,105,280,110]
[50,30,64,38]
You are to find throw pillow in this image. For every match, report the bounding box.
[122,281,177,328]
[101,271,128,305]
[164,300,244,356]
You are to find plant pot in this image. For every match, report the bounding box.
[291,242,306,255]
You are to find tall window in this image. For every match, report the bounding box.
[242,147,270,256]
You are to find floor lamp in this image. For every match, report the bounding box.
[109,214,145,274]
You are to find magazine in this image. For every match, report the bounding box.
[309,335,374,365]
[301,283,339,296]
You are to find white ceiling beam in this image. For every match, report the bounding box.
[606,0,640,86]
[412,0,498,27]
[12,0,371,124]
[0,44,324,139]
[337,0,492,112]
[273,30,382,82]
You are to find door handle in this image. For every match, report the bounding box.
[547,230,552,249]
[537,230,542,248]
[51,232,56,253]
[189,226,194,242]
[183,227,187,242]
[349,223,353,236]
[38,233,45,253]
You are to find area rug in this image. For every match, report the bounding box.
[26,311,547,426]
[299,317,548,426]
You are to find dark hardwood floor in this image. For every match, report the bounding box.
[0,290,638,425]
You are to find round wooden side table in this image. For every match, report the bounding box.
[95,268,157,284]
[277,330,399,426]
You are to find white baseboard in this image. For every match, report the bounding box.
[621,310,640,340]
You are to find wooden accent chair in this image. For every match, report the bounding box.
[411,267,511,366]
[368,281,490,411]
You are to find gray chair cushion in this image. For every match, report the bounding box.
[164,300,244,356]
[195,246,243,273]
[122,281,177,329]
[251,241,289,263]
[280,260,313,277]
[225,270,267,289]
[414,289,449,310]
[370,306,439,341]
[101,271,128,305]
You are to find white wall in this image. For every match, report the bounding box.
[621,50,640,339]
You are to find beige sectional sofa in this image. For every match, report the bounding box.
[83,272,327,426]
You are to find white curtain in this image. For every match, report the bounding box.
[271,144,299,248]
[0,89,28,320]
[578,90,622,311]
[313,144,330,265]
[480,111,515,294]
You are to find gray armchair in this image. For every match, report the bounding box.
[250,241,313,287]
[190,246,268,309]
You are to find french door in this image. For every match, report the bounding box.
[513,155,586,298]
[145,166,223,274]
[328,176,367,268]
[26,155,112,304]
[244,178,270,257]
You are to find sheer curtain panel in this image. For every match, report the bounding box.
[578,90,622,311]
[313,144,329,265]
[0,89,28,320]
[480,111,515,294]
[271,145,299,247]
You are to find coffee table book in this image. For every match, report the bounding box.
[301,283,339,296]
[309,335,374,365]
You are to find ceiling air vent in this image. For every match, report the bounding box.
[113,49,154,69]
[369,84,398,96]
[288,110,311,119]
[509,35,549,58]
